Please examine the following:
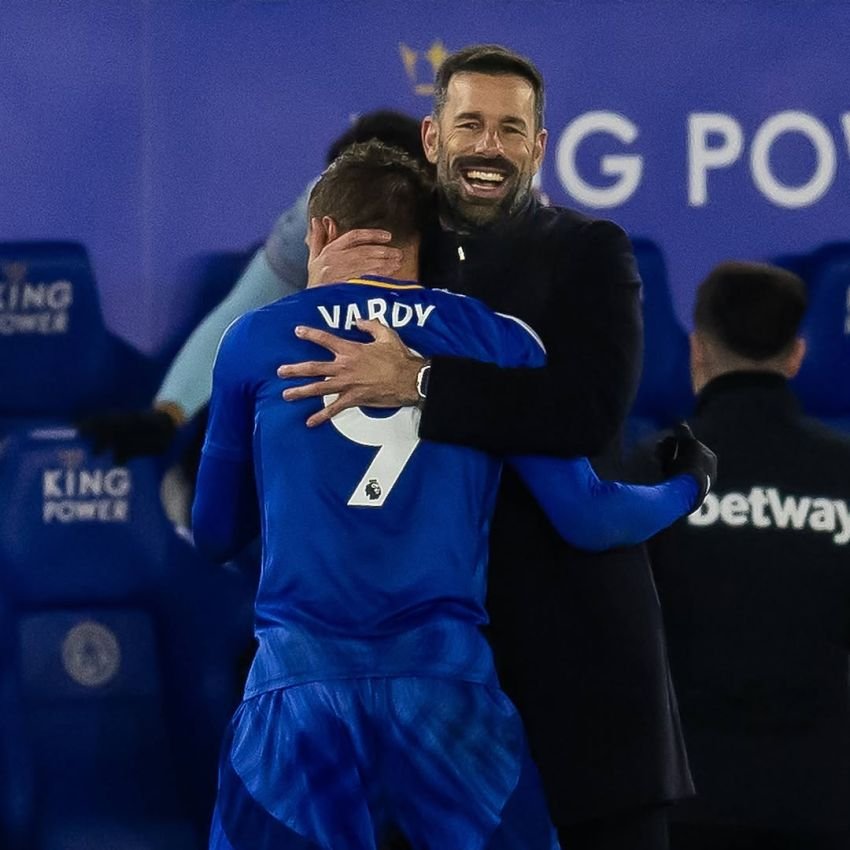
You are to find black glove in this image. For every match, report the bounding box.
[76,408,179,464]
[655,421,717,510]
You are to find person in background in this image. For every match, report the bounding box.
[194,138,715,850]
[630,261,850,850]
[277,43,691,850]
[78,110,424,464]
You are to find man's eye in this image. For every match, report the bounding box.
[457,122,478,130]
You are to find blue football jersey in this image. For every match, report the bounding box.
[202,277,545,695]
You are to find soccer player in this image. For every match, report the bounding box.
[192,141,714,850]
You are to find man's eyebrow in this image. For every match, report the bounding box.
[453,111,529,129]
[453,111,483,122]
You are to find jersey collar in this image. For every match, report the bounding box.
[345,274,422,290]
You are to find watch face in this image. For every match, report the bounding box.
[417,364,431,399]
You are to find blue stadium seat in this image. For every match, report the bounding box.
[152,247,257,377]
[0,242,160,419]
[792,243,850,427]
[0,426,253,850]
[628,238,695,435]
[16,609,195,850]
[0,599,33,850]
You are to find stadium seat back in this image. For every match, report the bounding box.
[17,609,181,818]
[0,243,116,418]
[152,248,257,376]
[0,427,170,603]
[0,425,253,848]
[0,603,33,850]
[793,244,850,417]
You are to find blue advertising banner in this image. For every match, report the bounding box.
[2,0,848,351]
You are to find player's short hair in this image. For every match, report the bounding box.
[433,44,545,131]
[309,140,433,245]
[694,261,807,360]
[325,110,426,166]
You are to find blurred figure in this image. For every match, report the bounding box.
[631,261,850,850]
[78,110,426,465]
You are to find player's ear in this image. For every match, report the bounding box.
[689,331,707,394]
[307,217,328,261]
[783,337,806,378]
[322,216,340,243]
[422,116,439,165]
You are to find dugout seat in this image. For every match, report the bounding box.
[627,239,694,439]
[0,243,254,849]
[0,599,32,850]
[791,243,850,431]
[0,426,253,850]
[152,247,258,378]
[0,241,160,421]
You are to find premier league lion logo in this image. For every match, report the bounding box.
[365,479,382,501]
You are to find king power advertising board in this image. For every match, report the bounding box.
[2,1,848,351]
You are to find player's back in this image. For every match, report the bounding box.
[209,278,544,695]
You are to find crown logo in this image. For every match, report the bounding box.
[58,449,86,469]
[2,262,27,285]
[399,40,449,96]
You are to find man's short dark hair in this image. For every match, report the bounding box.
[309,140,433,245]
[694,261,807,360]
[325,110,426,165]
[433,44,545,131]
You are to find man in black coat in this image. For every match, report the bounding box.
[281,44,691,849]
[631,262,850,850]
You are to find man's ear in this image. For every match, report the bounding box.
[689,331,704,364]
[322,216,339,243]
[689,331,708,394]
[532,128,548,174]
[306,216,339,262]
[422,116,439,165]
[783,337,806,378]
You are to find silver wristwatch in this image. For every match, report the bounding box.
[416,362,431,400]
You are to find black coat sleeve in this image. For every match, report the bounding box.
[419,220,643,457]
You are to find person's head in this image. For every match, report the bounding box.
[422,44,547,229]
[325,110,428,168]
[690,261,808,394]
[308,140,433,280]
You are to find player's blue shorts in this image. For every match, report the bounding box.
[209,677,560,850]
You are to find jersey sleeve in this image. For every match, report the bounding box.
[442,292,547,369]
[201,316,257,461]
[491,310,547,369]
[192,316,260,562]
[508,454,698,551]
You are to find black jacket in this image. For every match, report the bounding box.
[636,372,850,831]
[419,198,693,824]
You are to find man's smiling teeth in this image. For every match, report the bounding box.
[465,170,505,183]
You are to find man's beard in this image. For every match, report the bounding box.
[437,153,534,231]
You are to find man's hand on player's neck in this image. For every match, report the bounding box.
[306,218,403,287]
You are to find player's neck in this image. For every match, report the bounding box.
[394,250,419,283]
[381,240,419,284]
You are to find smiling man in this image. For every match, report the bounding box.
[423,67,545,227]
[279,45,690,850]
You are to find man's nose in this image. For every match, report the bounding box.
[473,127,504,155]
